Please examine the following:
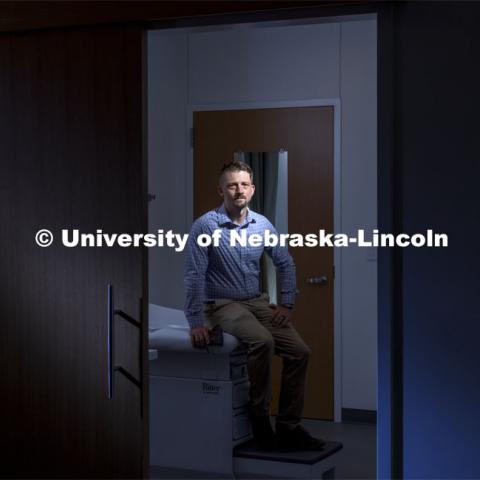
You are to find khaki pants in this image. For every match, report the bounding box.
[204,293,311,429]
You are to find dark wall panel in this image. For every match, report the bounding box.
[396,3,480,478]
[0,26,145,478]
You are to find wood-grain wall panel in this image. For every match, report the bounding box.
[0,26,145,478]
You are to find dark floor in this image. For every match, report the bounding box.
[150,419,376,479]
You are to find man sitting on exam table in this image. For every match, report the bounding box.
[183,160,325,452]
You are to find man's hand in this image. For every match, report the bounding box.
[269,304,293,327]
[190,326,210,348]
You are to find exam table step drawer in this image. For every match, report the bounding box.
[233,380,250,409]
[230,363,248,380]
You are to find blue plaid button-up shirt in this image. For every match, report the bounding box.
[184,203,297,328]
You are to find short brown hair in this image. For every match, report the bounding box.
[219,160,253,183]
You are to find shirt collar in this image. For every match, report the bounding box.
[216,203,257,227]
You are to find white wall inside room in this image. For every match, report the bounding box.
[148,16,377,412]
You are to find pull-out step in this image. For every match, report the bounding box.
[233,440,343,479]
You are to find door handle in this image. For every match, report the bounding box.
[107,284,144,416]
[306,275,328,285]
[107,284,114,399]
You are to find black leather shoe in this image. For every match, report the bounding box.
[249,414,277,451]
[276,424,326,451]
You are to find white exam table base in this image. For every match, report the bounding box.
[150,375,251,476]
[149,325,343,479]
[149,326,251,478]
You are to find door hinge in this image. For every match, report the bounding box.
[190,127,194,149]
[333,265,335,280]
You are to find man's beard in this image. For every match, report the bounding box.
[232,197,248,207]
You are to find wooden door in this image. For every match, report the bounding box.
[0,27,148,478]
[193,107,334,420]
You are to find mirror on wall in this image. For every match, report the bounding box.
[234,150,288,304]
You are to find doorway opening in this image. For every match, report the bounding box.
[147,12,378,479]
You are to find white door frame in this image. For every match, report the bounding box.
[187,99,343,422]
